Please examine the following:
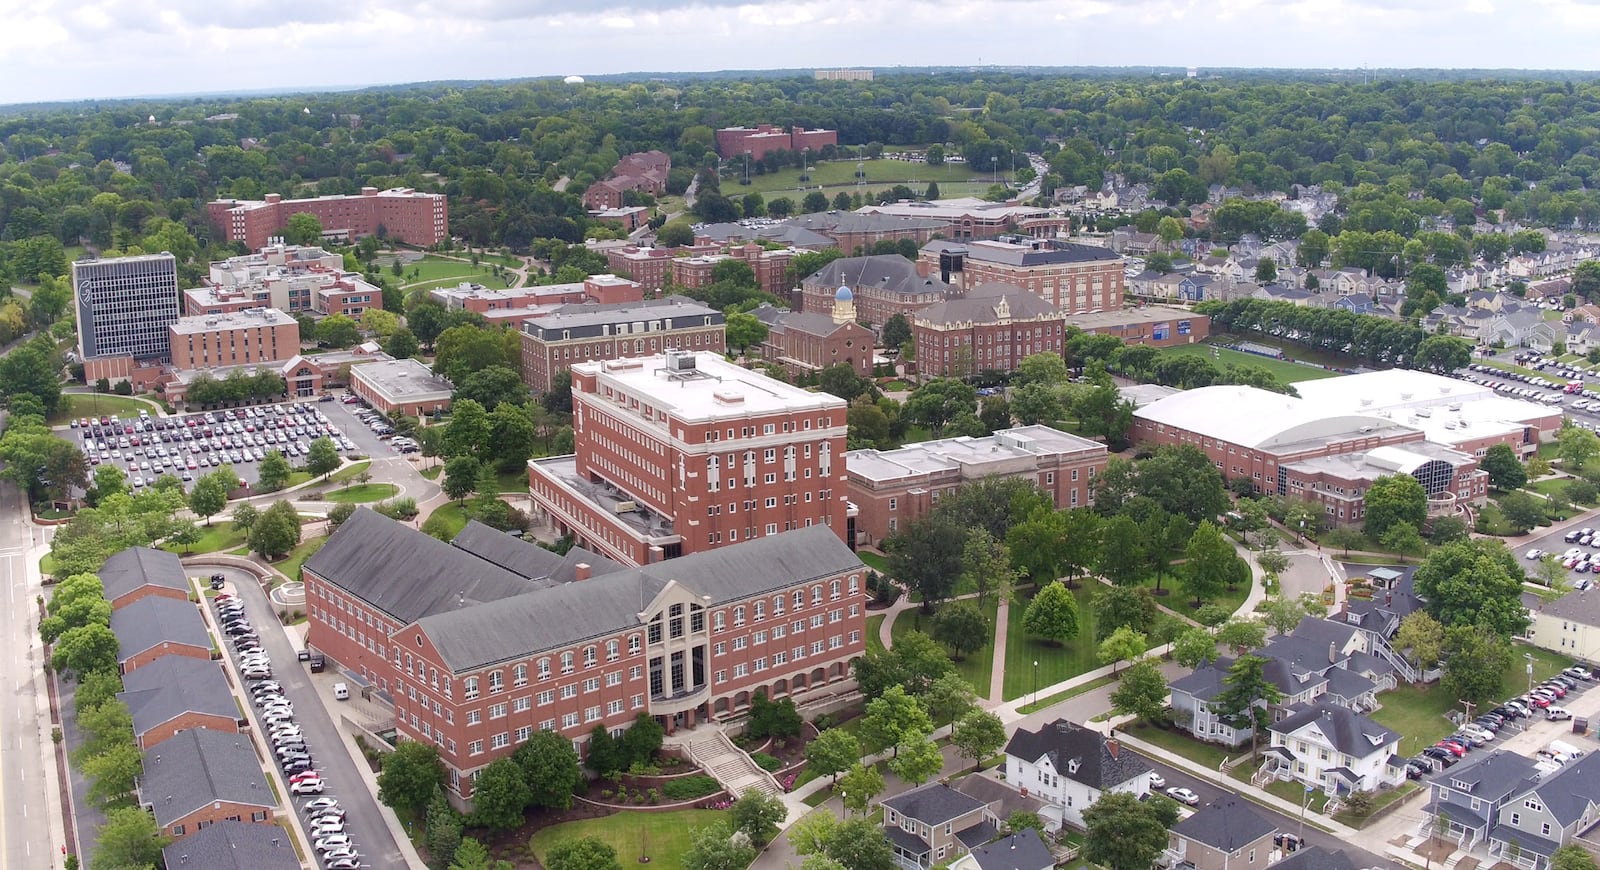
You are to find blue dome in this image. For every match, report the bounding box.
[835,285,854,301]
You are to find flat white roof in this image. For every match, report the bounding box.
[352,358,453,402]
[845,424,1104,484]
[574,352,845,423]
[170,307,294,334]
[1133,385,1408,451]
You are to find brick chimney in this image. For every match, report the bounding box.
[1106,733,1119,759]
[574,562,591,581]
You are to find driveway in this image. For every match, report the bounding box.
[205,564,407,869]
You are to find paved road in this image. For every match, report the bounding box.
[0,479,65,868]
[207,564,407,869]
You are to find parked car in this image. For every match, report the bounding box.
[291,778,325,795]
[1564,666,1595,681]
[1548,706,1573,721]
[1148,772,1165,789]
[1165,787,1200,806]
[302,797,342,814]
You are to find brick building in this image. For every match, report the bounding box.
[715,125,837,160]
[911,283,1066,379]
[206,187,447,249]
[111,596,212,674]
[529,351,851,566]
[582,152,671,210]
[590,206,651,231]
[859,198,1049,241]
[99,547,190,610]
[918,237,1125,315]
[519,295,724,392]
[752,296,876,379]
[119,656,240,749]
[139,728,274,840]
[168,308,300,370]
[302,510,867,803]
[1064,306,1210,347]
[350,358,454,417]
[845,426,1108,545]
[798,254,953,328]
[785,211,952,254]
[606,244,721,291]
[184,244,345,316]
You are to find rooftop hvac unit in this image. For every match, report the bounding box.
[614,501,637,514]
[664,350,697,372]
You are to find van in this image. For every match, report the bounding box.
[308,654,326,673]
[1549,740,1583,761]
[333,682,349,701]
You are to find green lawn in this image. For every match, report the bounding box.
[1123,721,1234,769]
[327,461,373,484]
[39,553,56,577]
[277,535,329,583]
[857,551,888,574]
[733,158,1001,199]
[420,466,442,480]
[162,521,248,555]
[425,502,470,538]
[528,809,726,867]
[1231,766,1331,813]
[1371,643,1573,747]
[48,393,163,425]
[1004,583,1166,701]
[1154,343,1342,385]
[890,595,1000,697]
[1129,571,1252,620]
[402,274,511,295]
[395,255,511,286]
[1018,674,1117,715]
[866,615,886,655]
[494,470,529,493]
[323,483,399,503]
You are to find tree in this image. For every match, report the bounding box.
[931,600,989,660]
[817,363,874,403]
[1255,256,1278,283]
[444,455,481,504]
[1172,627,1220,669]
[1321,525,1362,555]
[1110,659,1170,724]
[655,222,695,247]
[283,212,324,246]
[1094,584,1158,638]
[1098,626,1147,674]
[584,725,622,777]
[837,762,886,816]
[860,685,932,758]
[87,463,127,506]
[789,811,839,857]
[256,450,291,492]
[881,313,911,350]
[456,366,527,411]
[1213,655,1283,758]
[888,729,945,785]
[748,690,803,740]
[1480,443,1527,490]
[1442,625,1513,708]
[1261,594,1318,636]
[378,740,445,815]
[93,807,169,870]
[83,739,142,808]
[1181,520,1236,608]
[424,787,463,868]
[903,378,977,435]
[1552,845,1600,870]
[1256,548,1290,585]
[683,821,759,870]
[316,313,362,348]
[1380,520,1427,561]
[307,437,341,479]
[1015,352,1069,387]
[249,500,301,560]
[449,837,499,870]
[513,730,582,811]
[469,758,531,831]
[1413,538,1529,637]
[922,672,977,728]
[729,790,787,847]
[1559,424,1600,472]
[1394,611,1446,670]
[1082,792,1170,870]
[1021,581,1080,646]
[445,398,492,458]
[951,709,1007,770]
[188,472,228,525]
[384,326,421,359]
[851,630,954,699]
[51,623,118,680]
[1095,515,1146,587]
[1215,618,1267,654]
[886,515,966,613]
[805,728,861,786]
[167,520,203,554]
[960,528,1016,608]
[617,712,664,770]
[544,836,621,870]
[724,310,769,354]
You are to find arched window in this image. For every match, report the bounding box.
[537,658,551,680]
[607,640,619,661]
[513,664,528,687]
[560,652,574,674]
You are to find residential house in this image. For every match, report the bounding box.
[1252,285,1315,306]
[951,829,1054,870]
[110,596,211,673]
[118,655,240,749]
[1271,846,1360,870]
[139,728,275,841]
[1109,227,1162,255]
[881,782,1000,870]
[1487,752,1600,868]
[1002,720,1151,830]
[1525,586,1600,663]
[1334,293,1376,316]
[1163,795,1279,870]
[1263,702,1404,797]
[161,820,300,870]
[1168,658,1255,748]
[1564,304,1600,325]
[1339,568,1425,683]
[1420,750,1542,857]
[99,546,190,610]
[1567,324,1599,356]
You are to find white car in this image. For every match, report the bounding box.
[309,819,345,838]
[1165,787,1200,806]
[1527,548,1545,560]
[291,778,326,795]
[1148,772,1166,789]
[302,797,342,814]
[314,834,353,853]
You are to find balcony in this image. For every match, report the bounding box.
[649,682,710,716]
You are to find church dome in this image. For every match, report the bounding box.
[835,285,854,301]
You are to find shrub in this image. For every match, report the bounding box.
[751,752,783,772]
[648,787,660,805]
[628,760,662,776]
[375,497,419,520]
[660,775,721,801]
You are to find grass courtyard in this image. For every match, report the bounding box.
[1002,582,1171,701]
[527,809,727,867]
[161,521,248,555]
[890,595,1000,697]
[1370,643,1573,748]
[48,393,164,425]
[732,158,1003,200]
[1154,342,1343,385]
[323,483,399,503]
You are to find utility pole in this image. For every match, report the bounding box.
[1458,699,1475,726]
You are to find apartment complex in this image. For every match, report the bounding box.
[528,351,851,566]
[184,243,382,318]
[168,308,299,370]
[518,295,724,392]
[715,125,837,159]
[844,426,1108,544]
[798,254,953,327]
[911,283,1067,379]
[918,237,1125,315]
[206,187,447,249]
[302,510,867,802]
[74,253,180,384]
[606,244,721,291]
[582,151,671,210]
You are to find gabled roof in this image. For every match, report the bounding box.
[98,547,187,601]
[1268,702,1398,757]
[1002,719,1149,790]
[913,283,1062,327]
[803,255,951,298]
[1170,794,1277,851]
[304,508,535,623]
[1270,846,1359,870]
[161,820,299,870]
[1322,668,1377,701]
[1169,657,1232,703]
[141,728,273,826]
[111,596,209,661]
[1429,750,1540,801]
[767,310,857,338]
[119,655,237,739]
[1515,751,1600,826]
[882,782,988,826]
[965,829,1054,870]
[449,520,625,586]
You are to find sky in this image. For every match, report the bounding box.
[4,0,1600,105]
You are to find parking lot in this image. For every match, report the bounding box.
[1513,522,1600,585]
[1461,358,1600,429]
[59,397,398,493]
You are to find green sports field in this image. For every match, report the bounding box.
[1155,342,1344,384]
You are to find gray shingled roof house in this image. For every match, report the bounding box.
[1487,752,1600,867]
[882,782,998,869]
[98,546,188,607]
[1166,795,1279,870]
[111,596,209,671]
[959,828,1054,870]
[161,819,298,870]
[140,728,274,837]
[118,655,239,748]
[1002,720,1151,829]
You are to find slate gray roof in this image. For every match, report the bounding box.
[1002,719,1150,790]
[803,255,951,298]
[1534,586,1600,627]
[1427,750,1540,800]
[694,221,833,249]
[884,824,931,855]
[111,596,209,662]
[1516,751,1600,826]
[1490,824,1561,858]
[1171,794,1278,851]
[98,547,187,601]
[768,310,853,337]
[304,508,536,623]
[913,283,1062,327]
[955,820,999,849]
[966,829,1054,870]
[416,524,864,670]
[1322,667,1377,701]
[450,520,626,585]
[141,728,273,826]
[161,820,299,870]
[788,211,951,236]
[1261,656,1327,697]
[119,656,237,739]
[1270,846,1359,870]
[882,782,988,826]
[1268,702,1398,757]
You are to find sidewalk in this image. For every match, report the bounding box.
[24,526,71,865]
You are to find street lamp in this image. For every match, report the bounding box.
[839,791,848,820]
[1526,653,1536,693]
[1033,660,1039,705]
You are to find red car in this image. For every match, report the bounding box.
[289,770,322,783]
[1434,740,1467,757]
[1523,694,1552,708]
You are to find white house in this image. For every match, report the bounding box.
[1263,702,1404,797]
[1002,719,1151,830]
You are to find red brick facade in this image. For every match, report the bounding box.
[110,584,189,612]
[207,187,446,249]
[121,642,211,674]
[715,125,837,159]
[519,298,723,393]
[136,710,241,752]
[169,312,300,370]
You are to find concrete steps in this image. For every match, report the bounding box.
[672,727,781,798]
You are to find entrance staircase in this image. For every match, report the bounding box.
[672,727,782,798]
